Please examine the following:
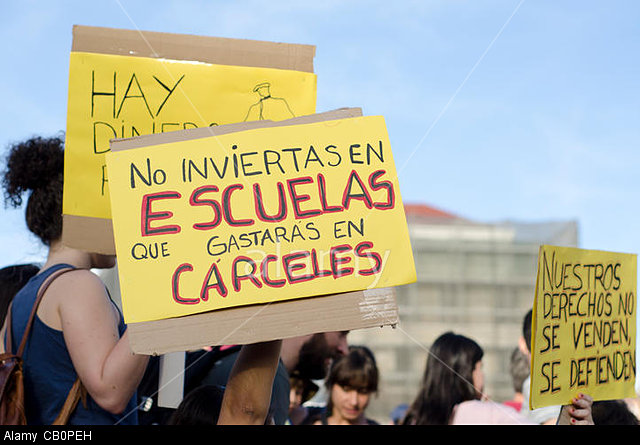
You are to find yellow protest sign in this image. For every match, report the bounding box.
[105,114,417,324]
[64,52,316,219]
[61,26,316,254]
[530,245,637,409]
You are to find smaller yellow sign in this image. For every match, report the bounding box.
[530,245,637,409]
[64,51,316,220]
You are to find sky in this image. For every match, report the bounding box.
[1,0,639,269]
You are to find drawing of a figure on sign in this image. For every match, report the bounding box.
[244,82,295,121]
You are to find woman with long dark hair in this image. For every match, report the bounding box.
[403,332,485,425]
[403,331,593,425]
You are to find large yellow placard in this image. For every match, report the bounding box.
[106,115,416,323]
[64,51,316,220]
[530,245,637,409]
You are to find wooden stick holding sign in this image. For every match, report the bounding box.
[530,245,637,409]
[106,108,415,354]
[157,352,185,409]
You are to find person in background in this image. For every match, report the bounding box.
[169,341,284,425]
[518,309,561,424]
[503,346,529,412]
[287,371,318,425]
[303,345,380,425]
[138,347,225,425]
[591,400,640,425]
[624,396,640,420]
[0,263,40,321]
[402,331,593,425]
[196,331,349,425]
[167,385,225,426]
[389,403,409,425]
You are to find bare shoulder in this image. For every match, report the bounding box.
[38,269,112,329]
[44,269,109,314]
[50,269,107,295]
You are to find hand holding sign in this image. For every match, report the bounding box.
[556,393,594,425]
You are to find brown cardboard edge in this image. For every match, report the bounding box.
[62,108,363,254]
[110,107,364,152]
[72,24,315,73]
[109,119,276,152]
[267,107,364,128]
[62,214,115,255]
[128,288,399,355]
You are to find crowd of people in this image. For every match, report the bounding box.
[0,135,636,426]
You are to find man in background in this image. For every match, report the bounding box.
[503,346,529,412]
[518,309,561,424]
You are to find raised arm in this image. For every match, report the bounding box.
[217,340,283,425]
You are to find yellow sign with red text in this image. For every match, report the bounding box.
[106,115,416,323]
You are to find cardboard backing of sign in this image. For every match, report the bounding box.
[70,25,315,72]
[129,287,398,355]
[62,24,316,254]
[109,107,400,354]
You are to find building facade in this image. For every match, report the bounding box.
[98,202,579,424]
[347,203,578,423]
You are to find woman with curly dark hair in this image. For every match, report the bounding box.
[1,135,284,426]
[1,135,149,424]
